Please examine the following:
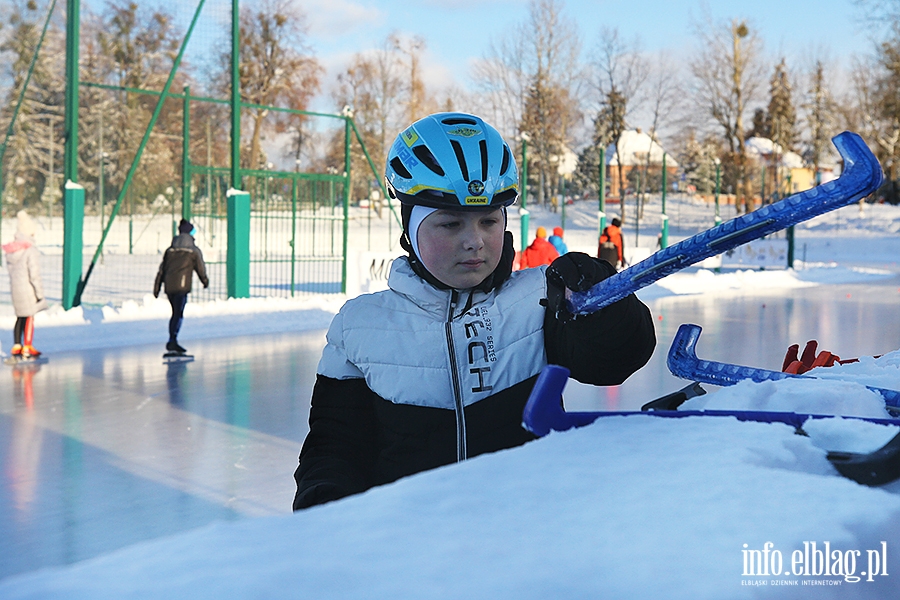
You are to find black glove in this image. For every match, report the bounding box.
[543,252,614,321]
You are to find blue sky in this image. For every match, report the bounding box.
[298,0,877,92]
[150,0,881,112]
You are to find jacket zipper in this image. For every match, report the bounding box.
[445,290,467,462]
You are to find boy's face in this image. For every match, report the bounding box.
[417,208,505,289]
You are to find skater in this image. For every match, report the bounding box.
[154,219,208,354]
[293,112,656,510]
[598,217,625,269]
[548,226,568,255]
[3,211,48,359]
[519,226,560,269]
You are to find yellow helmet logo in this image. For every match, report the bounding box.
[448,127,480,137]
[465,196,489,205]
[401,128,419,147]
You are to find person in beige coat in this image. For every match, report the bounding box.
[3,211,48,358]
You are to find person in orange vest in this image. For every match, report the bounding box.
[520,226,560,269]
[598,218,624,269]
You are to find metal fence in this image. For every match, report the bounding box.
[0,0,402,310]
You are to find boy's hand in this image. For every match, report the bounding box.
[543,252,613,321]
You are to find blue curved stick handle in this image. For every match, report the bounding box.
[521,363,900,438]
[667,323,900,409]
[568,131,884,315]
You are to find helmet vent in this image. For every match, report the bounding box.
[390,156,413,179]
[450,140,469,182]
[413,145,445,176]
[441,117,478,126]
[500,144,511,176]
[479,140,488,181]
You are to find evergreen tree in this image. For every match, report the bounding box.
[766,58,797,152]
[802,60,836,183]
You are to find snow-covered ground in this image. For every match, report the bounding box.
[2,194,900,598]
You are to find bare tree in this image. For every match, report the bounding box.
[470,0,581,210]
[1,0,65,209]
[518,0,583,208]
[219,0,322,172]
[470,28,530,141]
[690,14,765,213]
[328,35,407,210]
[588,27,647,223]
[636,51,683,213]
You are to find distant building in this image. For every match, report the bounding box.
[745,137,839,198]
[606,129,679,197]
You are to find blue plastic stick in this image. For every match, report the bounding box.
[568,131,883,315]
[520,364,900,438]
[667,323,900,409]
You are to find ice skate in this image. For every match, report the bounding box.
[164,340,193,363]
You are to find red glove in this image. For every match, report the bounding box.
[781,340,859,374]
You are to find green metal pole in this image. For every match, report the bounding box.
[560,176,566,231]
[714,160,722,226]
[182,85,192,222]
[227,189,250,298]
[61,0,81,308]
[64,0,79,184]
[62,185,84,308]
[74,0,208,306]
[520,138,529,252]
[230,0,241,191]
[786,173,794,269]
[342,118,351,294]
[290,177,297,296]
[634,170,641,247]
[660,153,668,249]
[598,146,606,242]
[760,164,766,206]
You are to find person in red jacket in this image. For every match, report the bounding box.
[520,226,560,268]
[598,218,625,269]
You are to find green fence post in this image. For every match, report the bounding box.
[290,177,297,297]
[62,183,84,309]
[520,136,529,252]
[182,85,192,222]
[660,153,668,249]
[598,147,606,240]
[227,190,250,298]
[230,0,241,191]
[342,118,351,294]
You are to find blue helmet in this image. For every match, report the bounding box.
[385,112,519,209]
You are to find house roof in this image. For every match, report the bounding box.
[607,130,678,167]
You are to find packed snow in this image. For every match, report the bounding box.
[2,194,900,598]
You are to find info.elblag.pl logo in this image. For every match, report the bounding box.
[741,541,889,586]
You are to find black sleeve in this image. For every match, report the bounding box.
[153,250,168,296]
[543,258,656,386]
[193,246,209,287]
[292,375,378,510]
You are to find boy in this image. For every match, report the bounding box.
[153,219,208,354]
[293,113,655,509]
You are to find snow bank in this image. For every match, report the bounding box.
[2,416,898,599]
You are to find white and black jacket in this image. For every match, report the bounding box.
[293,255,655,509]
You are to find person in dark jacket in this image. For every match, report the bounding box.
[598,217,625,269]
[154,219,209,353]
[292,113,656,510]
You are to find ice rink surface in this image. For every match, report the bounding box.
[0,330,323,580]
[2,274,900,582]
